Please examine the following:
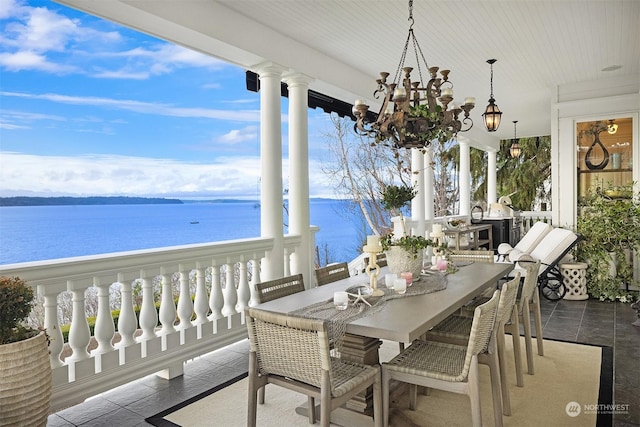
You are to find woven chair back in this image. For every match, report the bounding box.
[255,274,305,303]
[496,273,521,327]
[464,289,500,374]
[519,260,542,303]
[315,262,350,286]
[246,308,331,389]
[448,249,494,263]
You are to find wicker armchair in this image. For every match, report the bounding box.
[255,274,305,303]
[424,274,521,424]
[381,290,500,427]
[245,308,382,427]
[315,262,350,286]
[448,249,495,263]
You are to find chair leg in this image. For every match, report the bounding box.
[382,368,391,427]
[409,384,418,410]
[532,291,545,356]
[258,385,265,404]
[307,396,316,424]
[510,313,524,387]
[247,354,259,427]
[373,370,383,427]
[496,323,511,416]
[467,360,482,427]
[522,300,535,375]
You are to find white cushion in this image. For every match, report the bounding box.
[514,221,553,254]
[528,228,579,274]
[497,242,514,255]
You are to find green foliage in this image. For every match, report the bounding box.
[0,276,38,344]
[576,185,640,302]
[380,184,416,212]
[406,104,455,145]
[380,234,435,258]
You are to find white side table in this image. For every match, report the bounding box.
[561,262,589,300]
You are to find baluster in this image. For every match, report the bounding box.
[158,272,177,335]
[176,269,194,329]
[66,280,91,362]
[208,264,223,320]
[38,284,65,368]
[193,267,209,324]
[117,278,137,347]
[283,247,292,276]
[221,262,237,316]
[93,278,115,354]
[236,258,250,312]
[249,259,261,306]
[138,275,158,340]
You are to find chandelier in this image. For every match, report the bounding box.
[353,0,475,150]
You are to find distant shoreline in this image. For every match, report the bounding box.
[0,196,184,206]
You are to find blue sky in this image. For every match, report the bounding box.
[0,0,337,199]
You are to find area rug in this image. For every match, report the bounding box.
[147,337,612,427]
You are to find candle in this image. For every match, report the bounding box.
[384,273,397,289]
[394,278,407,295]
[400,272,413,286]
[354,99,365,106]
[464,97,476,105]
[432,224,442,235]
[334,291,349,310]
[437,259,448,272]
[385,102,394,115]
[441,88,453,97]
[367,235,380,248]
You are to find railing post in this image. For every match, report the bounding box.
[176,268,194,329]
[117,277,137,347]
[66,280,91,362]
[221,262,237,316]
[138,275,158,340]
[158,272,177,336]
[193,266,209,325]
[208,264,223,320]
[38,283,65,368]
[236,257,250,312]
[249,259,261,306]
[93,277,115,354]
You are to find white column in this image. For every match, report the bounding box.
[459,140,471,215]
[283,72,314,286]
[254,62,286,280]
[487,149,497,205]
[411,148,425,238]
[424,148,435,221]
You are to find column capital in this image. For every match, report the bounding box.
[283,71,314,88]
[251,61,287,78]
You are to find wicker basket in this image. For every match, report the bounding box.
[0,331,51,427]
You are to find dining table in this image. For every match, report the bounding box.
[255,261,514,426]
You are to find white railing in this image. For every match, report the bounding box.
[0,234,308,412]
[520,210,553,233]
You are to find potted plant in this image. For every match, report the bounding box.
[0,276,51,426]
[379,184,435,277]
[576,184,640,301]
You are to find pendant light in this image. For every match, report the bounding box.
[509,120,522,158]
[482,59,502,132]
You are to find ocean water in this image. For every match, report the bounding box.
[0,199,366,265]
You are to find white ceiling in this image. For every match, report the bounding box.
[56,0,640,146]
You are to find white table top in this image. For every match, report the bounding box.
[256,262,514,343]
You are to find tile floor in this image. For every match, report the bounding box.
[47,297,640,427]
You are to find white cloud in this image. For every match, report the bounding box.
[0,152,337,199]
[1,91,260,122]
[0,50,77,72]
[218,126,258,144]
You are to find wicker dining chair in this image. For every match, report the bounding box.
[245,307,383,427]
[423,274,521,425]
[315,262,350,286]
[504,260,543,375]
[381,290,500,427]
[447,249,495,264]
[253,273,306,404]
[255,273,305,304]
